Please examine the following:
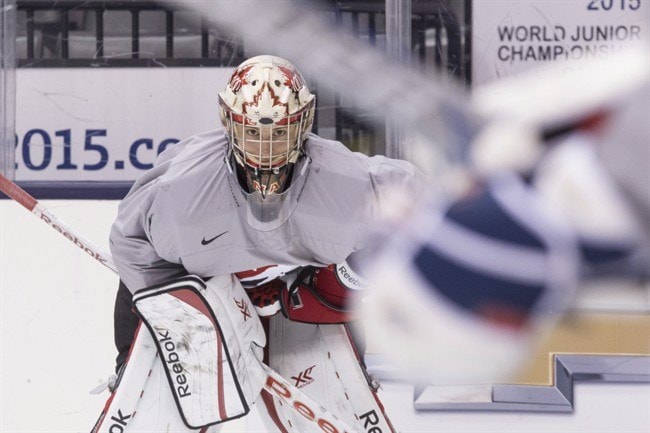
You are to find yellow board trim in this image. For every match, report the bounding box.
[514,313,650,385]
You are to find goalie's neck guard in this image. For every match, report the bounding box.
[226,151,312,232]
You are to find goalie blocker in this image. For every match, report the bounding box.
[92,275,267,431]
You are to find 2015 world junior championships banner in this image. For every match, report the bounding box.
[472,0,649,85]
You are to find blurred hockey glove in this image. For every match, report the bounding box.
[360,174,580,385]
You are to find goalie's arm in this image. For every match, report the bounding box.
[109,184,186,292]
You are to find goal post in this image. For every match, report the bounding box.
[0,0,16,181]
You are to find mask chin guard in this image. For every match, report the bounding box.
[225,151,311,231]
[228,150,295,198]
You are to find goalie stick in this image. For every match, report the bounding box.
[0,172,116,272]
[0,173,360,433]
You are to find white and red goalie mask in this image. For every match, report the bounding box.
[219,55,315,198]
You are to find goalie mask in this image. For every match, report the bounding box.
[219,55,315,201]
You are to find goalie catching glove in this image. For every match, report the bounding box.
[236,261,366,323]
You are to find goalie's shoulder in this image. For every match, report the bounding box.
[305,135,421,200]
[125,130,228,197]
[156,129,228,171]
[304,134,373,179]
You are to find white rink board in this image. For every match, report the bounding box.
[1,200,649,432]
[472,0,650,85]
[15,67,233,182]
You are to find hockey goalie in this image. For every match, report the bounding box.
[91,55,418,432]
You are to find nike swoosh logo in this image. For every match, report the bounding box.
[201,231,228,246]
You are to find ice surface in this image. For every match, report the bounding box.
[1,200,648,432]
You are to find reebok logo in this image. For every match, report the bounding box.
[157,329,191,398]
[108,409,132,432]
[39,212,108,266]
[265,374,343,433]
[201,231,228,245]
[291,365,316,388]
[335,264,367,290]
[359,409,384,433]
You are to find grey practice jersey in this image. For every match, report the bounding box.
[110,129,419,293]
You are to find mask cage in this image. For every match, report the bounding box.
[221,98,314,197]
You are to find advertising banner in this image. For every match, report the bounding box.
[472,0,649,85]
[15,67,233,182]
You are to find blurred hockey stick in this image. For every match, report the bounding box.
[0,172,359,433]
[163,0,478,169]
[166,1,649,185]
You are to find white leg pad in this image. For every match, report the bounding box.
[92,324,215,432]
[260,316,396,433]
[92,274,266,431]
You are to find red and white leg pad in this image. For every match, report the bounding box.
[91,323,199,432]
[258,316,396,433]
[92,275,266,431]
